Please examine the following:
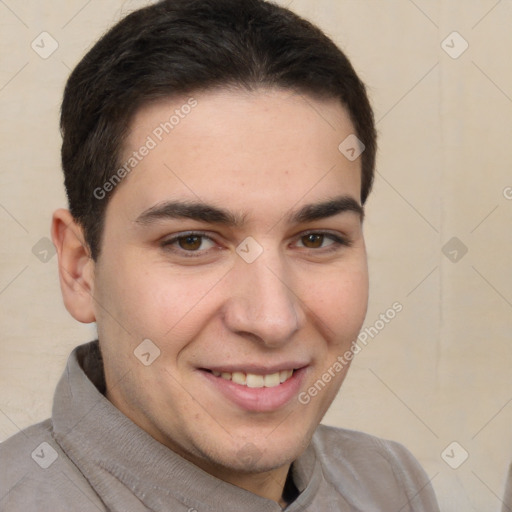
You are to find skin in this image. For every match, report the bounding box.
[52,88,369,507]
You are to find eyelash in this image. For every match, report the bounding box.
[160,230,352,257]
[160,231,216,258]
[298,230,352,250]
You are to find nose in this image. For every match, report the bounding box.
[222,254,305,347]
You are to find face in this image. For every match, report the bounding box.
[91,88,368,478]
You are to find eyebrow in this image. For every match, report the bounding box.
[135,200,244,226]
[135,195,363,227]
[289,196,364,223]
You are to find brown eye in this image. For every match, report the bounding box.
[301,234,325,248]
[178,235,203,251]
[161,233,216,255]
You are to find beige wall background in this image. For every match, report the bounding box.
[1,0,511,510]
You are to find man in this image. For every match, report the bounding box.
[0,0,439,510]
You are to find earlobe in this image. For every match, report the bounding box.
[51,209,96,323]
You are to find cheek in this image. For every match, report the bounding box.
[96,256,227,340]
[304,264,369,341]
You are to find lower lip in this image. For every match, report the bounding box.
[199,367,307,413]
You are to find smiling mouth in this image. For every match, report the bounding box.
[204,369,295,388]
[200,366,307,412]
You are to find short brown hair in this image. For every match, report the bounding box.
[61,0,376,260]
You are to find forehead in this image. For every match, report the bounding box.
[111,88,362,223]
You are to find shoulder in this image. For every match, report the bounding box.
[503,463,512,512]
[0,420,105,512]
[312,423,423,469]
[311,424,439,511]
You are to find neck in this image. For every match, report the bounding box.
[213,463,291,506]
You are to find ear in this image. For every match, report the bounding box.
[51,209,96,323]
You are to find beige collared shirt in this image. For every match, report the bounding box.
[0,342,440,511]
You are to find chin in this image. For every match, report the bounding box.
[197,431,311,475]
[213,448,297,475]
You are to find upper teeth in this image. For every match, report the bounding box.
[211,369,294,388]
